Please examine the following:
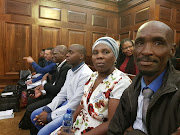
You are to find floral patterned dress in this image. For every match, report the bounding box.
[73,68,131,134]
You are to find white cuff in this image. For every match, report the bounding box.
[41,90,46,96]
[42,80,47,87]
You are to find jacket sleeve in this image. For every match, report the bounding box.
[44,65,71,97]
[126,129,146,135]
[32,74,43,83]
[32,62,56,74]
[107,89,132,135]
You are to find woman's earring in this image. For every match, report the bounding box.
[114,61,117,65]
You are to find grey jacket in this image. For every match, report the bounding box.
[108,61,180,135]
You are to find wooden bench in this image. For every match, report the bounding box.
[126,74,136,80]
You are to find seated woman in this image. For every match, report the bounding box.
[51,37,132,135]
[116,38,139,75]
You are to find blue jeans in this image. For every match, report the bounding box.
[31,101,67,135]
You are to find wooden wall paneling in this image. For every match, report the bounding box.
[86,30,92,56]
[154,4,160,20]
[155,0,180,45]
[0,0,5,14]
[31,24,39,63]
[119,0,149,12]
[92,15,107,27]
[135,7,149,24]
[67,29,86,47]
[120,14,131,28]
[61,28,68,46]
[118,0,152,41]
[119,31,131,41]
[159,5,172,22]
[0,21,5,75]
[48,0,119,13]
[6,0,31,16]
[38,26,61,52]
[176,10,180,24]
[92,32,107,45]
[39,6,61,21]
[133,30,138,40]
[0,0,119,87]
[68,10,87,24]
[4,22,31,75]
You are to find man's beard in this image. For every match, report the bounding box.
[139,70,158,76]
[136,56,159,76]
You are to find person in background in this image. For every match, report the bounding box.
[19,45,71,132]
[175,42,180,58]
[23,48,56,84]
[116,38,139,75]
[30,44,93,135]
[116,40,120,48]
[38,49,47,68]
[107,21,180,135]
[54,37,131,135]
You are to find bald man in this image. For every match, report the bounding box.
[19,45,71,131]
[107,21,180,135]
[30,44,93,135]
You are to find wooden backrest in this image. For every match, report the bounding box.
[126,73,136,80]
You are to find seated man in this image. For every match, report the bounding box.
[19,45,71,130]
[107,21,180,135]
[38,49,47,68]
[24,47,56,84]
[30,44,93,135]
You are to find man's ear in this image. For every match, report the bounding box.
[170,44,176,57]
[79,54,84,60]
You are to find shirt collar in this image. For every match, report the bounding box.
[57,59,66,68]
[141,70,166,93]
[72,61,85,72]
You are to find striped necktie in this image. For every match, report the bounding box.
[142,88,154,132]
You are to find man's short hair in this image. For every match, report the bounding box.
[45,47,53,51]
[56,45,68,55]
[71,44,87,58]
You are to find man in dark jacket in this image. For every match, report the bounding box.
[19,45,71,130]
[38,49,46,68]
[108,21,180,135]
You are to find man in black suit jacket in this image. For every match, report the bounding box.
[19,45,71,130]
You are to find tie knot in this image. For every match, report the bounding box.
[143,88,154,98]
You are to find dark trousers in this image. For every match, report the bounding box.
[19,96,53,134]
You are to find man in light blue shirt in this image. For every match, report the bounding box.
[24,48,56,84]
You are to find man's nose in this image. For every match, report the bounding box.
[141,43,153,56]
[66,53,69,57]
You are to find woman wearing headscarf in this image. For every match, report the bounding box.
[116,38,139,75]
[52,37,131,135]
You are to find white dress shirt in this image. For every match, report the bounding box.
[47,63,93,120]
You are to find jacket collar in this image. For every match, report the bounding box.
[127,60,180,124]
[129,60,179,95]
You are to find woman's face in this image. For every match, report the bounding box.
[92,43,115,73]
[122,41,134,56]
